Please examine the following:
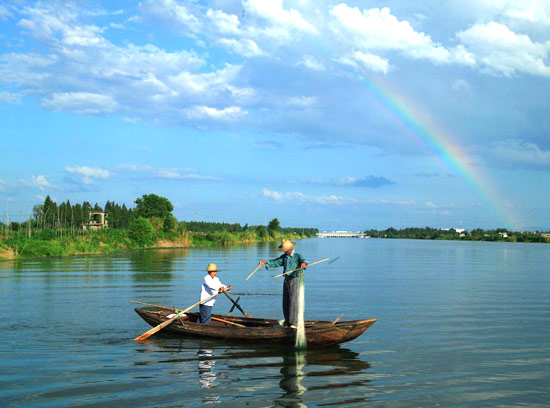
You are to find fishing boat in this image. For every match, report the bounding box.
[135,307,376,347]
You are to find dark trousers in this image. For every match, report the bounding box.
[283,276,299,326]
[199,304,213,324]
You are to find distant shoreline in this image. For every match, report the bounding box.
[0,230,311,261]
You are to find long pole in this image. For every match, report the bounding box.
[245,264,262,281]
[273,258,330,278]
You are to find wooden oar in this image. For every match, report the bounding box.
[212,316,245,327]
[245,264,263,281]
[223,291,252,318]
[331,314,344,325]
[227,296,240,316]
[133,290,227,341]
[273,258,330,278]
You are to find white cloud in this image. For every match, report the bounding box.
[0,92,21,104]
[42,92,118,114]
[452,79,472,92]
[66,166,110,179]
[118,164,216,180]
[457,22,550,76]
[338,51,390,75]
[0,3,252,127]
[298,55,326,71]
[262,188,357,205]
[243,0,317,35]
[21,175,51,191]
[288,96,315,107]
[139,0,201,33]
[492,139,550,168]
[217,38,265,57]
[0,5,12,20]
[329,5,459,64]
[461,0,550,27]
[206,8,242,36]
[183,105,246,121]
[65,166,110,185]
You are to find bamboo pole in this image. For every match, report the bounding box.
[245,264,262,281]
[273,258,330,278]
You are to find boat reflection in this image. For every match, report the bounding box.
[135,337,372,406]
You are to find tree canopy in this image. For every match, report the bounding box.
[134,194,174,219]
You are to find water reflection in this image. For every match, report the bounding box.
[129,248,189,282]
[136,337,372,407]
[275,351,307,408]
[197,348,220,404]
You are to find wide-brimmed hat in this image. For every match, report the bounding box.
[278,239,296,252]
[206,263,220,272]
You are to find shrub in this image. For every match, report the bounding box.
[129,217,154,247]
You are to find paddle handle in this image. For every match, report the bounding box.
[331,314,344,325]
[223,291,252,318]
[134,290,227,341]
[273,258,330,278]
[245,264,262,281]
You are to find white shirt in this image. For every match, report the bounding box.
[200,274,225,307]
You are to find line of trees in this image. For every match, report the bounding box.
[364,227,549,243]
[181,217,318,238]
[3,195,318,239]
[26,196,132,232]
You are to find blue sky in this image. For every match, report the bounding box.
[1,0,549,231]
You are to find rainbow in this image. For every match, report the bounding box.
[361,74,519,230]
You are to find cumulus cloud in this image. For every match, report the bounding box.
[457,22,550,76]
[42,92,118,114]
[139,0,201,33]
[243,0,317,36]
[329,5,469,65]
[20,175,51,191]
[338,51,390,75]
[65,165,110,185]
[217,38,265,57]
[182,105,247,121]
[0,2,249,127]
[298,55,326,71]
[262,188,357,205]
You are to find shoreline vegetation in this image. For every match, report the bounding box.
[0,194,318,260]
[363,227,550,243]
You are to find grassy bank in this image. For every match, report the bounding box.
[0,228,310,260]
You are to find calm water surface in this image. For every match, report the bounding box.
[1,238,549,407]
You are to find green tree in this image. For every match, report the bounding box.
[134,194,174,219]
[129,217,154,247]
[267,218,281,231]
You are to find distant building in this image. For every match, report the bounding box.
[83,212,108,231]
[441,228,465,234]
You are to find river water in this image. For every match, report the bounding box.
[1,238,549,407]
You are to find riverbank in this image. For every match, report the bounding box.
[0,229,310,260]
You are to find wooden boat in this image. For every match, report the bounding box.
[135,307,376,347]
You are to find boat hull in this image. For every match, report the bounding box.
[135,307,376,346]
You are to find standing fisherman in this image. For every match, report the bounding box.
[258,239,308,329]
